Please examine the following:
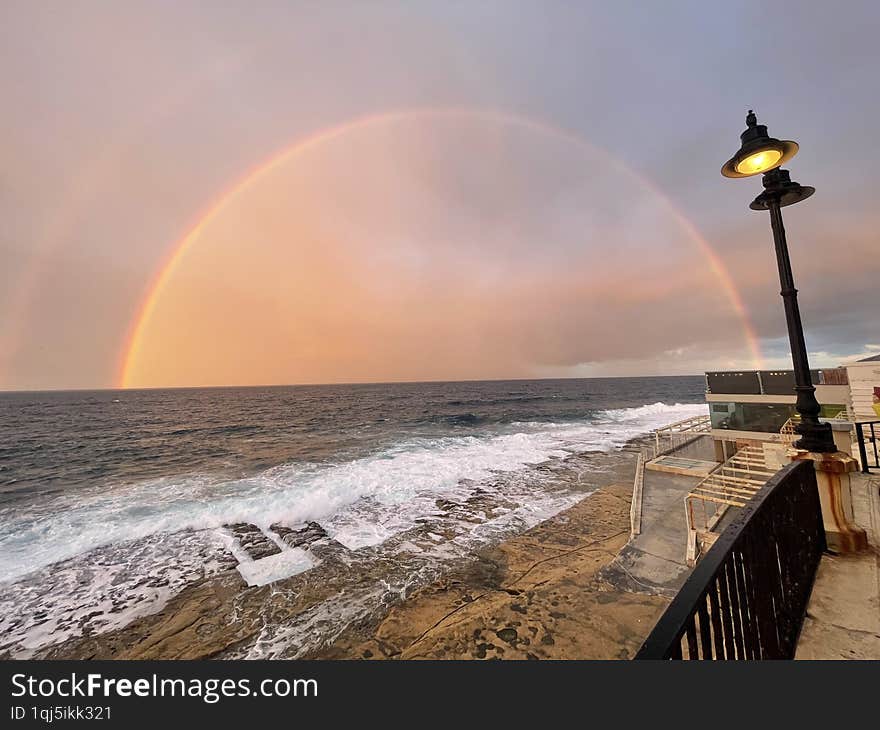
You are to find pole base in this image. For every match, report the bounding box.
[789,450,868,554]
[794,420,837,454]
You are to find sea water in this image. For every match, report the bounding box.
[0,377,707,656]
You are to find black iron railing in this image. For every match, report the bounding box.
[635,460,823,659]
[856,420,880,473]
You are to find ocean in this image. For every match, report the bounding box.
[0,376,707,657]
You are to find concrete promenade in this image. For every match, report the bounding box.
[606,436,715,597]
[796,472,880,659]
[612,435,880,661]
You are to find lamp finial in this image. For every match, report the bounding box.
[746,110,757,127]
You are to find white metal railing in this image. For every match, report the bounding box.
[652,414,711,456]
[685,444,777,565]
[779,416,799,446]
[630,452,645,539]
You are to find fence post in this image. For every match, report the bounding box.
[856,423,869,473]
[630,453,645,538]
[872,423,879,471]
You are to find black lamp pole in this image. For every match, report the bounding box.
[723,112,836,453]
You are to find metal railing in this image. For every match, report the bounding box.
[705,368,847,395]
[651,414,711,456]
[684,443,776,566]
[855,420,880,473]
[635,460,823,659]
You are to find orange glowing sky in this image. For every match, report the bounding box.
[2,2,879,390]
[120,111,759,388]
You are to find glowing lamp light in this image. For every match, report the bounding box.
[721,110,798,178]
[734,148,782,175]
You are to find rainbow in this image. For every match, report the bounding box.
[118,108,764,387]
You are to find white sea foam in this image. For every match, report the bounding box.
[234,484,587,659]
[0,401,705,583]
[0,530,233,656]
[0,401,707,655]
[235,548,317,587]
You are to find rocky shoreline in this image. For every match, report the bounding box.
[312,479,669,659]
[8,436,671,660]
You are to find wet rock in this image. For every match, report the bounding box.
[271,521,328,550]
[473,642,491,658]
[18,437,666,662]
[496,627,518,645]
[465,491,518,518]
[433,497,486,524]
[435,498,459,512]
[224,523,282,561]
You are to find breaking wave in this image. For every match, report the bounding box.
[0,400,707,656]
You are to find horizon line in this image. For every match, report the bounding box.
[0,372,708,395]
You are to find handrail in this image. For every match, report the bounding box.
[652,414,711,433]
[652,414,711,456]
[635,459,823,659]
[684,443,773,566]
[630,452,645,538]
[855,420,880,473]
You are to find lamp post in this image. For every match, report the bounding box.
[721,111,836,453]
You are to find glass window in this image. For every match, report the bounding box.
[709,401,797,433]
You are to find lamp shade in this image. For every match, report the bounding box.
[721,111,799,178]
[749,168,815,210]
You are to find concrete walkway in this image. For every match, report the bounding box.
[606,436,714,595]
[796,472,880,659]
[611,434,880,660]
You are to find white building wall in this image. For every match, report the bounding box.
[845,362,880,419]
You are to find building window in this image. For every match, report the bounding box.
[710,402,846,433]
[820,404,847,419]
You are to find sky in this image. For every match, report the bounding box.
[1,0,878,390]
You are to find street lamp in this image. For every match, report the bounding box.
[721,110,836,453]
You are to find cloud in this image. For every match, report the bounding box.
[2,2,878,388]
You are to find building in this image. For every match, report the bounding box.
[705,355,880,463]
[845,353,880,419]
